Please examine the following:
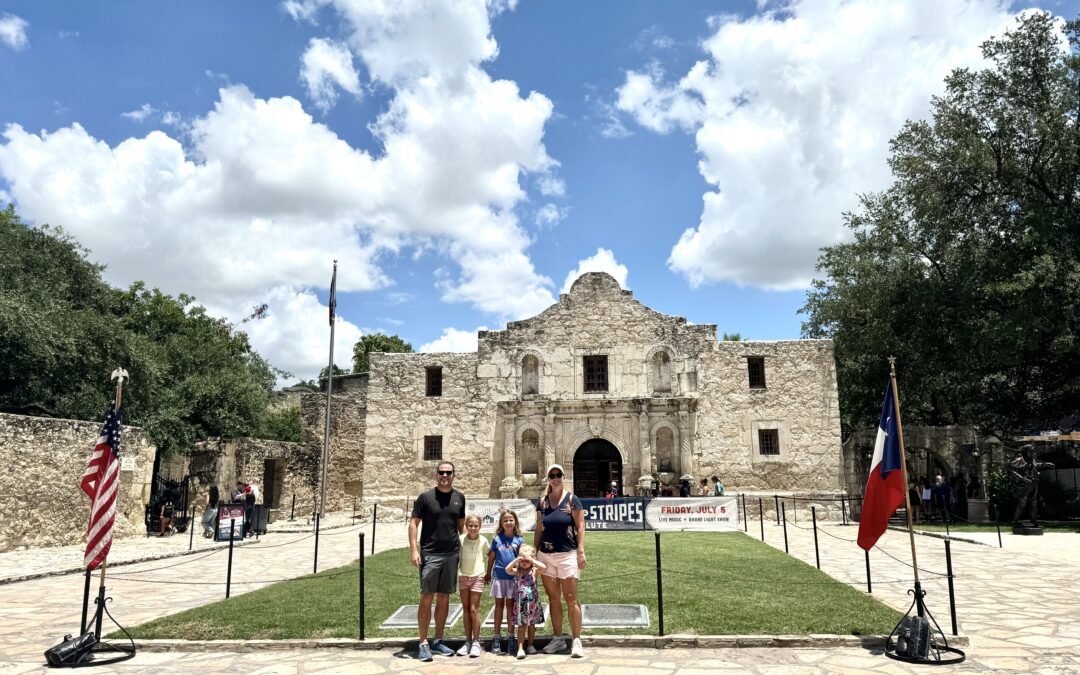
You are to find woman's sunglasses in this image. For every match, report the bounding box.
[548,472,563,479]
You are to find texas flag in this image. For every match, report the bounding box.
[857,381,907,550]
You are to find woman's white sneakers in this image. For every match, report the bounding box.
[571,637,585,658]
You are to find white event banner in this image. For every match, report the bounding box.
[645,497,740,532]
[465,499,537,533]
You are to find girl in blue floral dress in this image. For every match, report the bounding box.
[505,544,546,659]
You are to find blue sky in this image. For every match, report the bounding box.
[2,1,1077,381]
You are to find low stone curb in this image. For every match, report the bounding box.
[886,526,991,547]
[132,633,968,652]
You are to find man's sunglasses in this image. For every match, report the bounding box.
[548,472,563,479]
[437,470,454,476]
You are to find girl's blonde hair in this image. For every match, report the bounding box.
[519,544,536,558]
[498,510,521,537]
[464,514,482,528]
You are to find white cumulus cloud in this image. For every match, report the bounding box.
[616,0,1019,290]
[0,13,29,51]
[121,103,157,122]
[0,1,560,381]
[561,248,628,294]
[419,326,486,353]
[300,37,362,112]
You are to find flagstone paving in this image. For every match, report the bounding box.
[0,515,1076,672]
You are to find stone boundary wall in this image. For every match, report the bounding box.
[0,412,156,552]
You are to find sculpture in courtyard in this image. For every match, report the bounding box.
[1010,444,1054,528]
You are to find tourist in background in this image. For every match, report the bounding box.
[534,463,586,658]
[201,485,220,538]
[710,475,725,496]
[159,498,175,536]
[679,478,691,497]
[408,461,466,662]
[698,478,709,496]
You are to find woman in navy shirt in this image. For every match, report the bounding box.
[533,463,586,658]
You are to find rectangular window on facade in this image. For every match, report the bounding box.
[583,355,608,393]
[748,356,766,389]
[424,435,443,461]
[759,428,780,456]
[425,366,443,397]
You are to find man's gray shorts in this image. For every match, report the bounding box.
[419,554,459,595]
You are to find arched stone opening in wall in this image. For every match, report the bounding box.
[573,438,622,498]
[645,345,677,395]
[521,354,540,396]
[650,421,680,484]
[520,428,541,475]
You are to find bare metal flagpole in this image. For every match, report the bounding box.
[320,261,337,518]
[888,357,920,587]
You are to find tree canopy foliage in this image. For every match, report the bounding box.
[801,13,1080,439]
[0,206,281,456]
[352,332,413,373]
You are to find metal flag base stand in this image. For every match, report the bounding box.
[884,581,965,665]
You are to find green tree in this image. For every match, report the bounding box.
[801,13,1080,439]
[0,206,280,456]
[721,333,742,341]
[352,332,413,372]
[257,406,301,443]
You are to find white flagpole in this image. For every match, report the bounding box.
[320,261,337,517]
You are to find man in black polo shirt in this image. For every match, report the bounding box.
[409,461,466,661]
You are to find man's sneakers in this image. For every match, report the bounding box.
[490,634,502,655]
[542,635,567,654]
[455,641,470,657]
[571,637,585,658]
[417,642,433,662]
[470,641,482,658]
[430,640,455,657]
[526,644,538,655]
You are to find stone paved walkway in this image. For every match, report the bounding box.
[0,517,1077,673]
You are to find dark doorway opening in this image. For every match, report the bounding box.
[573,439,622,498]
[263,458,286,509]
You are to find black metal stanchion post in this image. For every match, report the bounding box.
[774,495,780,525]
[654,531,664,636]
[992,503,1002,548]
[289,493,295,521]
[314,512,321,575]
[189,504,196,551]
[741,493,748,532]
[80,568,92,634]
[945,540,958,636]
[758,498,765,541]
[864,549,872,593]
[225,526,235,598]
[841,496,848,525]
[944,508,950,537]
[811,506,821,569]
[371,503,378,555]
[359,532,366,640]
[781,502,789,553]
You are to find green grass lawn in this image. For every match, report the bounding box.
[125,532,901,640]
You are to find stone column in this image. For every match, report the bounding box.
[543,410,556,471]
[500,413,522,498]
[678,403,693,479]
[637,407,653,495]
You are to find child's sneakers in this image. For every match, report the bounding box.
[507,635,518,656]
[469,641,481,658]
[455,641,470,657]
[490,634,502,655]
[516,646,526,659]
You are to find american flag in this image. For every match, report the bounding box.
[81,407,123,570]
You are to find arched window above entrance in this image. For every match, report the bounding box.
[521,429,540,474]
[650,350,672,393]
[522,355,540,395]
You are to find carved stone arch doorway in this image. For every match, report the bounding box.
[573,438,622,498]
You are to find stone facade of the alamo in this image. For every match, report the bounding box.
[302,272,842,507]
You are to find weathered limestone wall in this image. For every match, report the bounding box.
[0,412,156,552]
[364,352,491,500]
[695,340,843,492]
[300,374,367,512]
